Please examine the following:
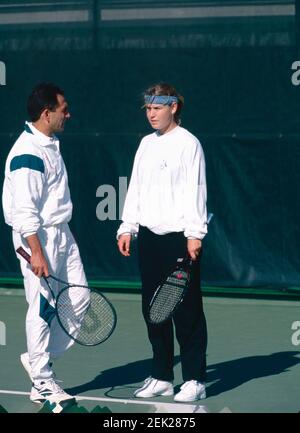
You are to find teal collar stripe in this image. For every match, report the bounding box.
[10,154,44,173]
[39,294,55,326]
[24,123,33,134]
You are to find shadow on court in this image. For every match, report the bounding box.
[66,355,181,395]
[206,351,300,397]
[66,351,300,398]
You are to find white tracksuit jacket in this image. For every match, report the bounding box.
[2,122,87,381]
[2,121,72,236]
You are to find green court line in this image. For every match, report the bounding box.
[0,277,299,300]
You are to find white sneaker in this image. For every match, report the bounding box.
[20,352,33,382]
[134,376,174,398]
[174,380,206,402]
[30,378,75,405]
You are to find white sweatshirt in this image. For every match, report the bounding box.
[117,126,208,240]
[2,122,72,238]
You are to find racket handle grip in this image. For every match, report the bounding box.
[16,246,31,263]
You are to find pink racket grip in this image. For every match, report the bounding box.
[16,246,31,264]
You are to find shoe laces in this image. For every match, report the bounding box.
[180,380,202,390]
[38,378,66,394]
[143,376,153,385]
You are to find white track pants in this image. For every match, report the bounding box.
[13,223,87,382]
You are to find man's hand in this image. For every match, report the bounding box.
[30,252,49,278]
[187,239,202,261]
[25,233,49,277]
[30,253,49,278]
[117,234,131,257]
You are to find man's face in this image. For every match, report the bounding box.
[48,94,70,134]
[145,102,177,133]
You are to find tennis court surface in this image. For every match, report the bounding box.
[0,290,299,413]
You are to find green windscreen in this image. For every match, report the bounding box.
[0,1,299,290]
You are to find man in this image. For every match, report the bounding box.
[2,83,87,406]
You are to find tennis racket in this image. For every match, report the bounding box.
[148,257,193,325]
[148,213,214,325]
[16,246,117,346]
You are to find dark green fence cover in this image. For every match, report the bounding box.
[0,1,299,288]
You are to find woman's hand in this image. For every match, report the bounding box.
[117,234,131,257]
[187,239,202,261]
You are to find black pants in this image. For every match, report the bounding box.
[137,226,207,383]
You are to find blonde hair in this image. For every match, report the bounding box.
[143,82,184,125]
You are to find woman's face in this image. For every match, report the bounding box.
[145,102,177,134]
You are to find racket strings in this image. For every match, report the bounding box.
[57,287,116,345]
[149,270,188,324]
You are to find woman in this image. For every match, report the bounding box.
[117,83,208,402]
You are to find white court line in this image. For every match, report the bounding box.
[0,389,208,413]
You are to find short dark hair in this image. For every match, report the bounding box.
[143,82,184,125]
[27,82,64,122]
